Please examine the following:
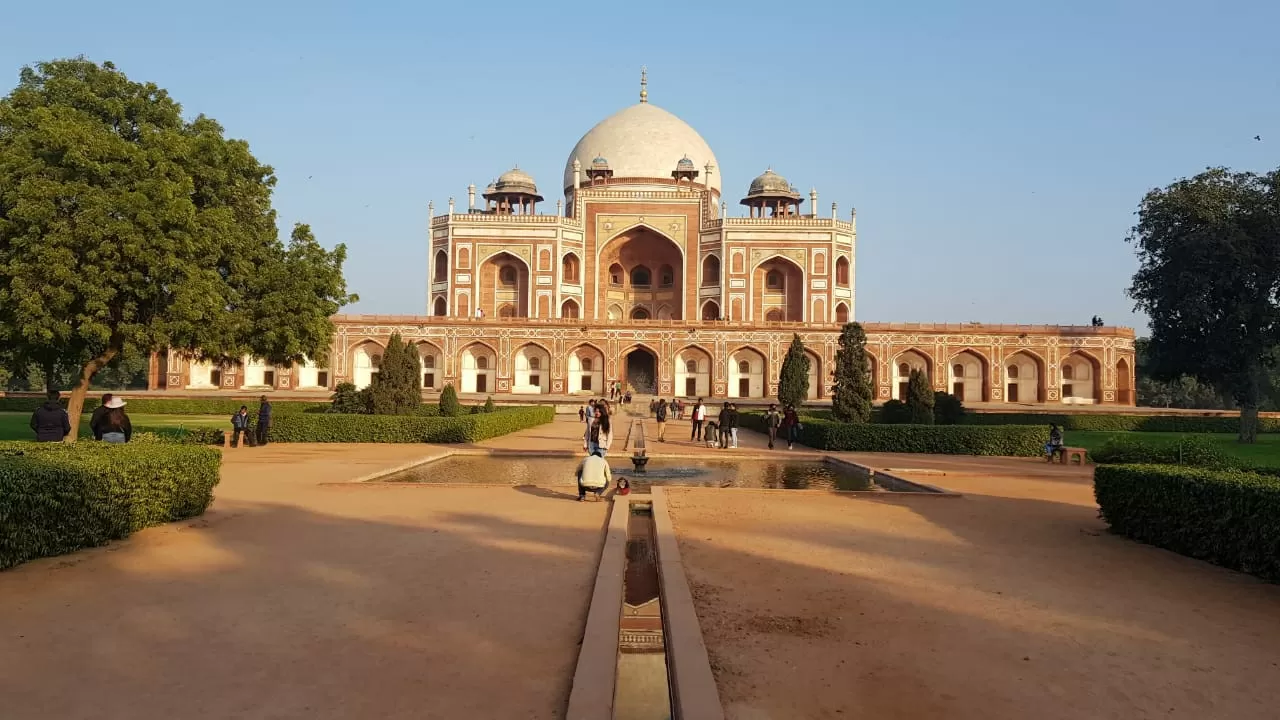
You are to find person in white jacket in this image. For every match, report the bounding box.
[584,406,613,456]
[576,449,612,501]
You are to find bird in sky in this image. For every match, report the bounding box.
[1256,135,1263,141]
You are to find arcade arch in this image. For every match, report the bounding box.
[948,350,988,403]
[675,346,712,398]
[513,343,550,394]
[567,344,604,394]
[1005,351,1045,403]
[478,251,529,318]
[459,343,497,394]
[1061,351,1101,404]
[892,349,931,400]
[561,298,580,318]
[728,347,766,398]
[352,341,384,390]
[752,256,803,322]
[597,227,683,320]
[417,342,442,391]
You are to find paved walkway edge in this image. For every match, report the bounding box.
[651,488,727,720]
[565,497,629,720]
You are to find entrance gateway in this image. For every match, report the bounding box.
[625,348,657,394]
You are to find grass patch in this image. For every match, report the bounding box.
[1068,431,1280,469]
[0,412,228,442]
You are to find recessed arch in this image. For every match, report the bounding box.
[417,341,443,390]
[478,251,530,318]
[350,339,386,390]
[561,297,580,318]
[835,255,850,286]
[834,302,849,324]
[432,296,447,316]
[948,348,989,403]
[1116,357,1133,404]
[596,226,685,320]
[567,343,605,394]
[892,349,932,401]
[702,254,720,285]
[561,252,581,283]
[674,344,713,398]
[701,299,721,321]
[630,306,651,320]
[1005,349,1046,404]
[1061,350,1102,404]
[537,248,551,272]
[459,342,498,394]
[727,345,767,399]
[752,254,804,322]
[433,250,448,282]
[513,342,551,394]
[621,343,659,394]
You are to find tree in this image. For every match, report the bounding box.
[439,383,462,417]
[831,322,873,422]
[777,334,811,407]
[1128,167,1280,442]
[367,333,421,415]
[905,369,934,424]
[483,396,496,413]
[329,382,366,414]
[0,58,355,438]
[933,391,965,424]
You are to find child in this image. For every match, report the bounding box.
[616,477,631,496]
[230,405,252,448]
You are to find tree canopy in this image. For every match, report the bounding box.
[777,334,811,407]
[0,58,355,436]
[831,322,873,422]
[1128,167,1280,441]
[368,333,421,415]
[905,369,935,424]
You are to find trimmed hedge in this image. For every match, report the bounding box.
[0,396,329,416]
[1094,464,1280,582]
[267,406,554,443]
[0,441,221,570]
[745,413,1045,455]
[961,412,1279,434]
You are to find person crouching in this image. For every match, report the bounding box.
[576,448,611,502]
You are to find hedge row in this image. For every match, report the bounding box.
[266,406,555,443]
[0,441,221,570]
[961,412,1278,434]
[745,414,1045,455]
[1094,464,1280,583]
[0,396,330,415]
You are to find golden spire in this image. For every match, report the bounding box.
[640,66,648,103]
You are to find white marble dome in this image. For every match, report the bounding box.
[563,103,720,193]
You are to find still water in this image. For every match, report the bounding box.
[380,456,876,491]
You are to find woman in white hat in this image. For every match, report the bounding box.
[98,396,133,444]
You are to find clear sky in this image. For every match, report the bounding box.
[3,0,1278,331]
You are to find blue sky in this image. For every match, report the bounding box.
[4,0,1278,331]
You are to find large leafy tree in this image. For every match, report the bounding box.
[0,58,356,438]
[1129,167,1280,442]
[777,334,811,407]
[368,332,421,415]
[831,322,873,422]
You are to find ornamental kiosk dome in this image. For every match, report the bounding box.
[483,167,543,215]
[740,168,803,218]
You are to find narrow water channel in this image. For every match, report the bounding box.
[614,502,674,720]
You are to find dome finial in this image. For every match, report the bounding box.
[639,66,648,103]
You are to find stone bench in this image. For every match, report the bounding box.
[1051,446,1088,465]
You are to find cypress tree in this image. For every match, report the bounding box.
[905,369,935,424]
[439,383,463,417]
[777,334,811,408]
[831,322,873,422]
[368,333,421,415]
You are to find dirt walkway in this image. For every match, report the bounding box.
[667,464,1280,719]
[0,445,608,720]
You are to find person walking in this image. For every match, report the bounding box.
[780,404,801,450]
[764,403,783,449]
[727,402,740,448]
[690,398,705,442]
[255,396,273,447]
[89,393,114,440]
[575,448,612,502]
[655,399,668,442]
[97,397,132,444]
[230,406,252,448]
[717,402,731,449]
[29,390,71,442]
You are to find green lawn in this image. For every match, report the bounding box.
[0,412,227,441]
[1067,430,1280,469]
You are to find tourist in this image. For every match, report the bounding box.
[29,390,71,442]
[655,399,668,442]
[578,405,585,422]
[256,396,272,447]
[717,402,731,449]
[624,389,632,405]
[672,398,681,420]
[703,420,720,448]
[89,393,113,440]
[649,398,656,416]
[616,477,631,496]
[780,404,801,450]
[727,402,740,448]
[1046,423,1064,462]
[690,398,706,442]
[230,406,252,448]
[575,448,611,502]
[764,403,782,449]
[97,396,132,444]
[585,405,613,456]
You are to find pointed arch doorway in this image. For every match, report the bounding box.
[624,347,658,394]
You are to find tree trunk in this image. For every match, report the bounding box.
[65,348,119,443]
[1239,404,1259,444]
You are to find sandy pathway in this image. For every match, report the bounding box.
[667,463,1280,720]
[0,445,607,720]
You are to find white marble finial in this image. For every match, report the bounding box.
[427,200,434,218]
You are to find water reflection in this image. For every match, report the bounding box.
[381,457,875,491]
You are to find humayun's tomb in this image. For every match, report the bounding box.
[149,73,1137,406]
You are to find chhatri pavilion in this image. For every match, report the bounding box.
[149,72,1136,406]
